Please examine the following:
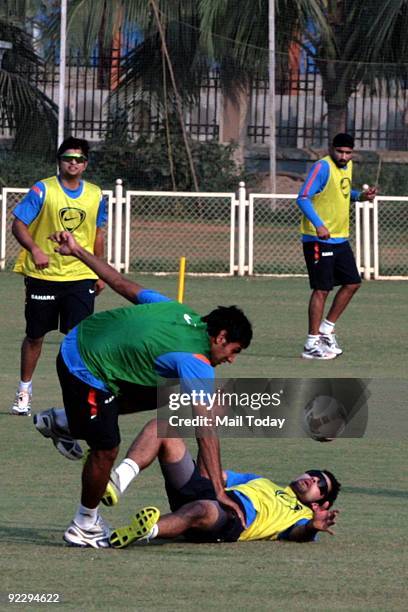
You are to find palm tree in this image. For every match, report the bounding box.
[0,5,58,154]
[309,1,408,140]
[44,1,408,143]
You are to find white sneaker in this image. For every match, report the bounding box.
[302,338,337,360]
[11,390,32,416]
[64,516,111,548]
[33,408,83,461]
[320,333,343,356]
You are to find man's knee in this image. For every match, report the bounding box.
[312,289,330,299]
[25,335,44,347]
[188,500,221,529]
[90,447,119,465]
[343,283,361,295]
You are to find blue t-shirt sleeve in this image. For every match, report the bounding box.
[225,470,262,487]
[96,196,108,227]
[351,189,360,202]
[177,354,214,396]
[137,289,172,304]
[277,518,318,541]
[296,161,330,228]
[154,352,214,398]
[12,182,45,224]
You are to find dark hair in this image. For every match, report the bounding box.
[321,469,341,507]
[332,133,354,149]
[57,137,89,159]
[201,305,252,348]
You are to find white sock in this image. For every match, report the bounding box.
[319,319,335,335]
[74,504,98,529]
[115,458,140,493]
[19,380,32,393]
[54,408,69,432]
[305,334,319,348]
[147,524,159,541]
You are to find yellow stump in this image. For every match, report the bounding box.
[177,256,186,303]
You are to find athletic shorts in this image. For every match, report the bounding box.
[303,241,361,290]
[24,277,96,338]
[165,463,245,543]
[56,351,120,450]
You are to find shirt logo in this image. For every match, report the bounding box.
[183,313,197,327]
[275,490,302,511]
[340,177,351,198]
[59,207,86,232]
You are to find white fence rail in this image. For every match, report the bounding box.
[0,182,407,279]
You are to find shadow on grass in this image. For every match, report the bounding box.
[0,525,64,547]
[343,485,408,498]
[0,525,217,550]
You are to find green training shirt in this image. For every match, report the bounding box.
[76,301,211,394]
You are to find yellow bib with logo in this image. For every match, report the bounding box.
[228,478,313,541]
[14,176,101,281]
[300,156,352,238]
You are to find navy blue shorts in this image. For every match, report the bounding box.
[303,241,361,290]
[24,277,96,338]
[56,351,121,450]
[165,465,246,543]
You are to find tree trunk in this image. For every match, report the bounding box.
[326,102,348,142]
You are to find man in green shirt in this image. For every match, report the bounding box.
[34,231,253,548]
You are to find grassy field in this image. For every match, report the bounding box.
[1,273,407,611]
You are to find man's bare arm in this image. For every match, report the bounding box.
[195,403,246,527]
[286,502,339,542]
[50,230,144,302]
[92,227,105,295]
[12,218,49,269]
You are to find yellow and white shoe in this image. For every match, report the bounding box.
[101,471,121,507]
[110,507,160,549]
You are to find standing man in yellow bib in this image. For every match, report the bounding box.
[296,133,377,360]
[11,137,106,415]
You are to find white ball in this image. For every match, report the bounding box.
[302,395,347,442]
[362,184,369,191]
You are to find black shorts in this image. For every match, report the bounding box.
[165,465,245,543]
[56,352,120,450]
[24,277,96,338]
[303,241,361,290]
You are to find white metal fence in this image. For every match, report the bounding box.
[0,182,407,279]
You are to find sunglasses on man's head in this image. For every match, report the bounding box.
[306,470,329,497]
[60,154,87,164]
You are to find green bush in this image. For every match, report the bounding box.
[89,133,248,191]
[0,134,248,192]
[353,160,408,197]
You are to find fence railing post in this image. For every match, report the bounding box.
[362,199,371,281]
[114,179,124,272]
[373,197,379,279]
[238,181,246,276]
[0,189,5,270]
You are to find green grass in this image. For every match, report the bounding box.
[1,273,407,611]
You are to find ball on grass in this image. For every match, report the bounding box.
[302,395,347,442]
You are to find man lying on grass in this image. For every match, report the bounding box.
[107,419,341,548]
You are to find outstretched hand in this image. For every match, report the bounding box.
[311,501,340,535]
[49,231,79,256]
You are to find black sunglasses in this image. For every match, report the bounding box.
[306,470,329,497]
[60,154,87,163]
